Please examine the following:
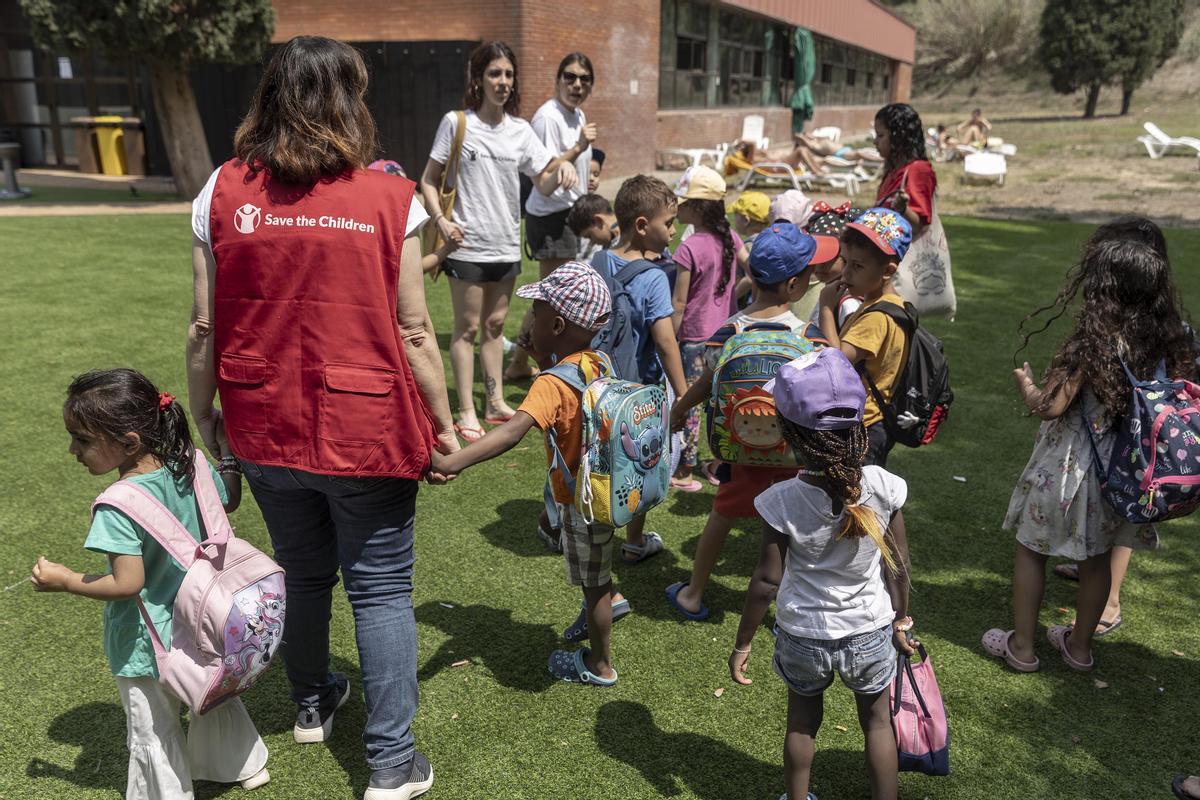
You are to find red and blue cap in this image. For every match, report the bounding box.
[846,207,912,261]
[748,222,838,284]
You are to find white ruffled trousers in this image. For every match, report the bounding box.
[116,676,268,799]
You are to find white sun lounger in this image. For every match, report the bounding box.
[737,161,860,196]
[1138,122,1200,159]
[962,152,1007,185]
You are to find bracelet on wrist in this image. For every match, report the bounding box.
[217,456,242,476]
[732,645,751,654]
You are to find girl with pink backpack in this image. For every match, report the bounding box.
[728,349,918,800]
[30,369,271,798]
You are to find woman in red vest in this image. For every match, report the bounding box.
[186,37,453,800]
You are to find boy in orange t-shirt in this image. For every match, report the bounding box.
[432,262,626,686]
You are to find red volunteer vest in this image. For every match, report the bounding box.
[209,159,433,478]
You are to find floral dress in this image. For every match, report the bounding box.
[1004,389,1159,560]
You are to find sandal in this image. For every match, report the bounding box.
[453,421,485,443]
[700,461,721,486]
[665,581,710,621]
[981,628,1040,672]
[1053,563,1080,581]
[483,411,516,425]
[1173,775,1200,800]
[670,477,704,492]
[1047,625,1094,672]
[536,523,563,554]
[621,532,664,564]
[547,647,617,686]
[1094,615,1123,638]
[563,598,632,642]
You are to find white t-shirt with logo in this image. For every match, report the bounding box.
[190,165,428,247]
[754,466,907,640]
[429,110,554,263]
[524,99,590,218]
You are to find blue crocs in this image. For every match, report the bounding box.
[665,581,710,621]
[563,598,632,642]
[547,647,618,686]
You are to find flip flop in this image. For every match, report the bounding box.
[1173,775,1200,800]
[665,581,710,621]
[547,647,617,686]
[453,421,485,443]
[563,598,632,642]
[700,461,721,486]
[621,532,664,564]
[670,477,704,492]
[1047,625,1094,672]
[1094,615,1123,638]
[536,524,563,554]
[981,628,1040,672]
[1053,563,1080,581]
[483,412,515,425]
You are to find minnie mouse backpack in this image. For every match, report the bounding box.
[93,450,285,713]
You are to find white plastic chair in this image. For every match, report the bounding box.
[1138,122,1200,159]
[962,152,1007,185]
[741,115,767,150]
[810,126,842,142]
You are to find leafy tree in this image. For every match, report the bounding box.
[18,0,274,196]
[1039,0,1124,118]
[1113,0,1188,115]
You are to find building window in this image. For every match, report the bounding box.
[659,2,897,110]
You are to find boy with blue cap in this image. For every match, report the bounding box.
[664,222,837,621]
[817,207,913,467]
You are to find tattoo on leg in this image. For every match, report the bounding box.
[486,376,497,400]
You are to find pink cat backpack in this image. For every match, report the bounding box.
[93,450,285,714]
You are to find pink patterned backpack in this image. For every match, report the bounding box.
[93,450,285,714]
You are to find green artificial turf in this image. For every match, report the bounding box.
[1,213,1197,800]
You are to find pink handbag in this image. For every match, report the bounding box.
[889,643,950,775]
[93,450,285,714]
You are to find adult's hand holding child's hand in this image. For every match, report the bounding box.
[193,406,225,458]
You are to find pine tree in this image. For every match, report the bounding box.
[1039,0,1122,118]
[18,0,275,196]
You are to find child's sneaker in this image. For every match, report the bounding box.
[293,672,350,744]
[240,767,270,790]
[364,751,434,800]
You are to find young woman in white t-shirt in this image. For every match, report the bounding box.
[419,41,577,442]
[728,348,916,800]
[506,52,599,381]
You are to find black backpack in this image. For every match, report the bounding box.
[860,301,952,448]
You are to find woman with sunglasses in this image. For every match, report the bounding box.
[505,52,599,381]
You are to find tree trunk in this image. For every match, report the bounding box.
[147,61,214,198]
[1083,83,1101,118]
[1120,86,1133,116]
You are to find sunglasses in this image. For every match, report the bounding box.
[560,71,594,86]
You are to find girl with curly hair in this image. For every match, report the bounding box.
[983,217,1196,674]
[872,103,934,239]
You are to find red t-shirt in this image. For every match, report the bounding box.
[876,159,937,225]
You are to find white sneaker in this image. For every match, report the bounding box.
[241,767,270,790]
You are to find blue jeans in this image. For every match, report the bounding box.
[241,461,419,771]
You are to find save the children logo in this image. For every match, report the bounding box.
[234,203,262,235]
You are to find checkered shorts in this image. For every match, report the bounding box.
[558,503,615,587]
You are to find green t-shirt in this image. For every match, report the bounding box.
[84,463,227,677]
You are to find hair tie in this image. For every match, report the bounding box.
[158,392,175,411]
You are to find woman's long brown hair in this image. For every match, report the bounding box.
[234,36,378,184]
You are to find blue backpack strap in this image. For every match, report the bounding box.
[540,357,607,499]
[613,257,659,285]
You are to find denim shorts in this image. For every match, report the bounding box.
[773,625,897,697]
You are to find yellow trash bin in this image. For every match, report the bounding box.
[93,115,128,176]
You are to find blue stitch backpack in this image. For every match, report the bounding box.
[544,351,671,528]
[1086,360,1200,523]
[708,322,815,467]
[589,250,661,381]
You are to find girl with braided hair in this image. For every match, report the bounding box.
[729,349,914,800]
